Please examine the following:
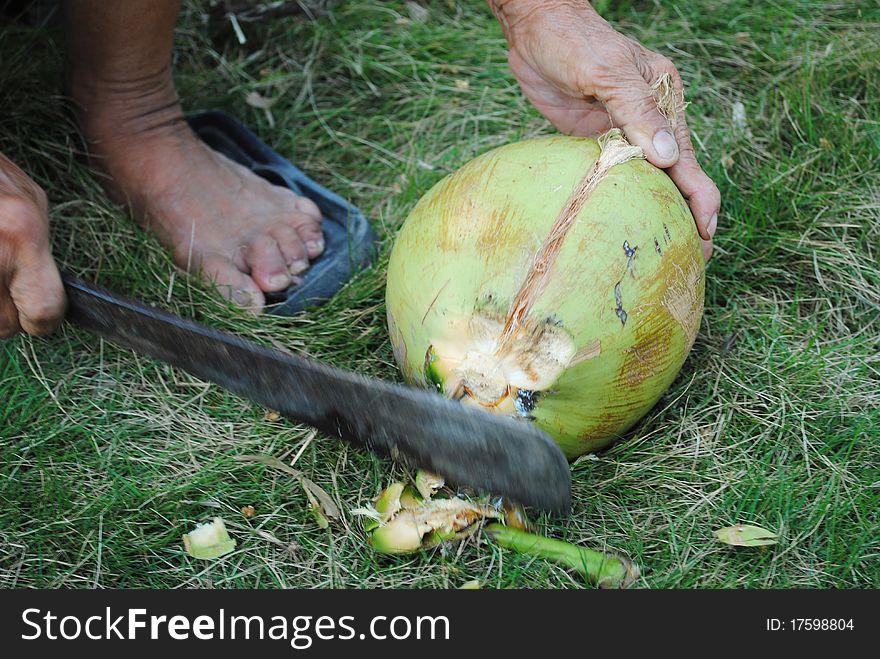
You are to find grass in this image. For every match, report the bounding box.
[1,0,878,588]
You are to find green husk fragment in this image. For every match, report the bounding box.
[183,517,237,560]
[370,509,425,554]
[399,485,424,510]
[484,524,639,588]
[375,482,405,517]
[459,580,482,589]
[360,482,406,533]
[714,524,778,547]
[415,470,445,500]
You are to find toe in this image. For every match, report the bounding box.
[199,253,266,312]
[287,197,324,259]
[270,225,310,276]
[294,195,322,222]
[245,234,292,292]
[292,220,325,260]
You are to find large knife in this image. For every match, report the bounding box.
[62,274,571,513]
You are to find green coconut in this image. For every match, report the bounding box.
[386,130,704,459]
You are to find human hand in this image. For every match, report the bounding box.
[0,152,66,338]
[490,0,720,260]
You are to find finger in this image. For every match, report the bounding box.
[0,290,22,338]
[665,114,721,242]
[667,160,720,242]
[199,253,266,313]
[244,234,292,292]
[702,239,713,263]
[595,69,680,167]
[9,250,66,336]
[648,61,721,241]
[270,224,309,275]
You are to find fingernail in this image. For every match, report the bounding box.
[306,238,324,254]
[708,213,718,238]
[289,259,309,275]
[268,273,291,289]
[653,130,678,161]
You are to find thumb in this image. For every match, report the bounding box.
[598,75,679,168]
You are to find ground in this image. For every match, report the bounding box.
[1,0,877,588]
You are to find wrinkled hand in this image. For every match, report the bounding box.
[0,152,65,338]
[490,0,720,261]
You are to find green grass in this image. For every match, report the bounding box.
[1,0,878,588]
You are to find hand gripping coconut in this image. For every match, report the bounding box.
[386,130,704,460]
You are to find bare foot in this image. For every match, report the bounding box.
[68,71,324,312]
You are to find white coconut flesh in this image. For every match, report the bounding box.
[426,311,577,416]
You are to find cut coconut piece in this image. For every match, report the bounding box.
[183,517,237,560]
[367,482,501,555]
[360,481,406,533]
[415,470,445,501]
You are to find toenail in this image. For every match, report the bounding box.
[290,260,309,275]
[268,273,291,289]
[306,239,324,253]
[232,290,255,308]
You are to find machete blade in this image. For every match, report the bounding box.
[62,274,571,513]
